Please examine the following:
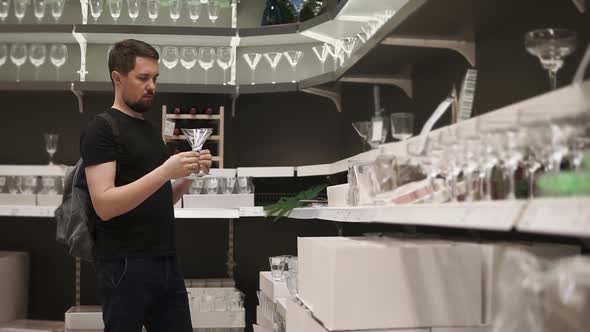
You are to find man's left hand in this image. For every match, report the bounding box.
[197,149,213,175]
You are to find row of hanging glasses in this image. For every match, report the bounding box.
[311,38,358,74]
[153,45,233,84]
[242,50,303,84]
[0,175,64,195]
[0,43,68,81]
[89,0,221,24]
[0,0,66,23]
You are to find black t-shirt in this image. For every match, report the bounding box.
[80,108,175,259]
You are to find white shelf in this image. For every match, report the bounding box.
[0,165,66,176]
[174,208,240,219]
[237,167,295,178]
[516,198,590,238]
[0,205,57,217]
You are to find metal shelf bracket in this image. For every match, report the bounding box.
[339,74,413,98]
[70,82,85,113]
[72,26,88,82]
[302,84,342,113]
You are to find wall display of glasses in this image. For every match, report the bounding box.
[0,41,78,81]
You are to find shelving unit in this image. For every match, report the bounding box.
[161,105,225,168]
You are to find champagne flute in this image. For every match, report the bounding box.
[187,0,200,23]
[89,0,103,23]
[283,50,303,83]
[0,0,10,22]
[49,43,67,80]
[243,52,261,85]
[180,46,197,83]
[168,0,180,23]
[33,0,45,23]
[10,43,27,82]
[108,0,122,23]
[207,0,219,24]
[126,0,139,24]
[198,47,215,84]
[29,44,46,80]
[216,46,233,85]
[13,0,27,23]
[146,0,159,23]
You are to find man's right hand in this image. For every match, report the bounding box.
[159,151,200,180]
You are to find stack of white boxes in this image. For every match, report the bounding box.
[287,236,579,332]
[253,271,290,332]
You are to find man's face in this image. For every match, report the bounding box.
[115,56,159,113]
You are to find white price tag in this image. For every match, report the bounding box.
[164,120,176,136]
[371,119,383,142]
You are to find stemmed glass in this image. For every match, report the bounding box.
[0,44,7,68]
[44,133,58,165]
[263,52,282,84]
[390,113,414,141]
[340,37,357,60]
[10,43,27,82]
[502,130,525,200]
[352,121,371,150]
[168,0,180,23]
[216,46,233,85]
[126,0,140,24]
[49,44,67,80]
[146,0,159,23]
[206,177,218,194]
[180,46,197,83]
[108,0,122,23]
[283,50,303,83]
[187,0,201,23]
[0,0,9,22]
[312,44,328,73]
[29,44,46,80]
[50,0,65,23]
[207,0,219,24]
[524,28,578,90]
[198,47,215,84]
[13,0,27,23]
[222,177,235,194]
[325,43,341,71]
[243,52,261,85]
[162,46,179,81]
[181,128,213,178]
[89,0,103,23]
[33,0,45,23]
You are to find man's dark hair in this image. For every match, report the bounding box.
[108,39,159,85]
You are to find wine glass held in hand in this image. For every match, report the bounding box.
[181,128,213,178]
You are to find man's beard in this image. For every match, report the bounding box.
[124,95,153,113]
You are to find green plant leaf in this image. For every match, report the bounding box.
[264,184,328,222]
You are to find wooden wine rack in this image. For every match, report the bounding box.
[161,105,225,168]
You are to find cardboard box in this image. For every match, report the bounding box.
[286,298,430,332]
[0,252,29,323]
[259,272,290,303]
[298,237,483,330]
[183,194,254,209]
[0,319,64,331]
[0,194,35,206]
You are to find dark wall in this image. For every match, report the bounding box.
[0,1,589,330]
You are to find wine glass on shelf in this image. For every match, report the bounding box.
[341,37,357,60]
[0,43,7,69]
[50,0,65,23]
[312,44,328,73]
[180,46,197,83]
[44,133,59,165]
[187,0,201,23]
[283,50,302,83]
[89,0,103,23]
[169,0,180,23]
[390,112,414,141]
[13,0,28,23]
[216,46,233,85]
[33,0,46,23]
[108,0,122,23]
[29,44,46,80]
[198,47,215,84]
[49,43,67,80]
[263,52,282,84]
[162,46,179,81]
[0,0,9,22]
[243,52,261,85]
[524,28,578,90]
[10,43,27,82]
[146,0,159,23]
[126,0,140,24]
[207,0,219,24]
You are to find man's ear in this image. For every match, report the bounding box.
[111,71,122,86]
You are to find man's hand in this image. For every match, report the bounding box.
[197,149,213,175]
[159,151,200,181]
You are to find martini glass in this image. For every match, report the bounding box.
[243,52,261,85]
[524,28,578,90]
[181,128,213,178]
[283,50,303,83]
[263,52,282,84]
[312,44,328,73]
[340,37,357,59]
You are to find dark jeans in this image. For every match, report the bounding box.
[95,255,192,332]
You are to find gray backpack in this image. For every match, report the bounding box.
[55,113,119,262]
